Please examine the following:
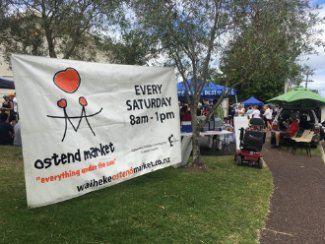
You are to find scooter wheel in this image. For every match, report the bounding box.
[236,156,242,166]
[258,158,263,169]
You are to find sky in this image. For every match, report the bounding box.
[300,0,325,96]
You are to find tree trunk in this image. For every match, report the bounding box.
[188,112,206,169]
[46,33,57,58]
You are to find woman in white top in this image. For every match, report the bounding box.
[263,105,273,130]
[236,104,246,116]
[251,105,261,118]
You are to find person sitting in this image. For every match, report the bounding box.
[273,115,298,148]
[0,112,14,145]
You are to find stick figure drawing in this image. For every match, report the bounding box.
[47,68,103,142]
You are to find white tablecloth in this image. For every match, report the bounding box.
[173,130,233,168]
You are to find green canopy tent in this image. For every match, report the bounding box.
[266,87,325,108]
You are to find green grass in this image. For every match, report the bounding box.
[0,146,273,244]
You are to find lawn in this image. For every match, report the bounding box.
[0,146,273,244]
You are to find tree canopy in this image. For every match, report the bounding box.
[219,0,324,102]
[0,0,125,63]
[100,29,159,65]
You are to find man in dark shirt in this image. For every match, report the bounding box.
[0,112,14,145]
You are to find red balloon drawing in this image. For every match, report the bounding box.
[53,68,81,93]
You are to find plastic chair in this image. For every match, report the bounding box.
[280,130,299,149]
[291,129,309,141]
[292,131,314,156]
[289,130,307,152]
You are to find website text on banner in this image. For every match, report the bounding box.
[11,54,181,208]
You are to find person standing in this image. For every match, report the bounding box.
[245,106,253,118]
[1,94,15,126]
[273,105,279,116]
[251,105,261,118]
[207,99,224,150]
[197,102,203,116]
[9,92,18,127]
[204,103,212,115]
[228,105,235,126]
[260,105,265,117]
[263,105,273,130]
[236,104,246,116]
[180,105,192,122]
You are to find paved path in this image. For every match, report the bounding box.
[259,132,325,244]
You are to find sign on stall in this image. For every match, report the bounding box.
[11,54,181,208]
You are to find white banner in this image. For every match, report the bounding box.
[11,54,181,208]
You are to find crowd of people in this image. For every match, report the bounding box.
[179,99,234,126]
[179,100,280,130]
[234,103,280,131]
[0,93,21,146]
[179,99,235,150]
[179,99,325,152]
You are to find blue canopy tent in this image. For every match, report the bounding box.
[177,80,237,101]
[0,76,15,89]
[240,96,264,107]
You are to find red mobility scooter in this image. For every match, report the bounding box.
[235,118,266,169]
